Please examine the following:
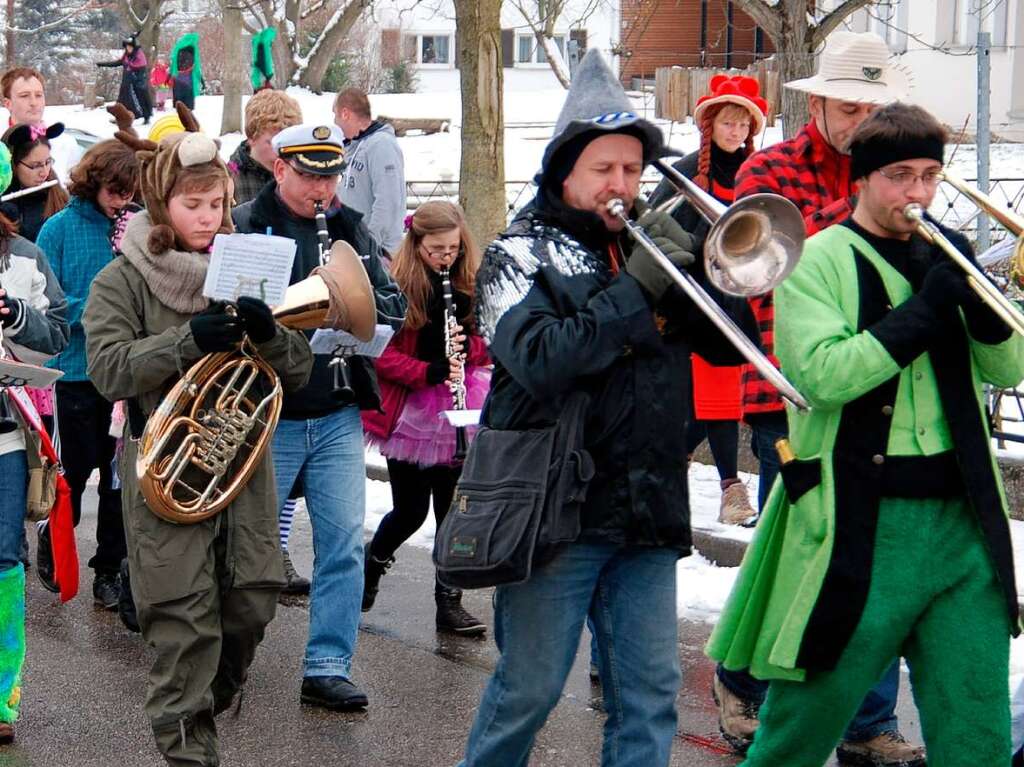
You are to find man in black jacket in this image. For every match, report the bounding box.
[233,123,406,711]
[457,49,755,767]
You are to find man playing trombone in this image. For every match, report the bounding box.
[457,49,758,766]
[708,102,1024,767]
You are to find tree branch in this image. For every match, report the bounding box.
[730,0,782,41]
[6,0,108,34]
[812,0,876,45]
[300,0,327,19]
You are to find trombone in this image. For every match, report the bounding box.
[608,157,811,411]
[903,171,1024,339]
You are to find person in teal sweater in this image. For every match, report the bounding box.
[707,102,1024,766]
[34,139,140,609]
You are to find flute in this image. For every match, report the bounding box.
[1,179,58,202]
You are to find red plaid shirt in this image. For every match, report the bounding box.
[735,120,856,416]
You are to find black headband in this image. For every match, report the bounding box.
[850,135,945,181]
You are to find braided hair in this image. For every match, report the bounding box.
[692,102,757,193]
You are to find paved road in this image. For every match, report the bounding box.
[3,493,922,767]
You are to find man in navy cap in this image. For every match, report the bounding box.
[456,49,755,766]
[233,123,406,711]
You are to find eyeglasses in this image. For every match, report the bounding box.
[420,245,462,261]
[18,158,53,172]
[876,167,943,189]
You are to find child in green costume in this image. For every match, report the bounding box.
[707,102,1024,765]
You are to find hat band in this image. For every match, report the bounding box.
[824,76,888,85]
[280,144,344,156]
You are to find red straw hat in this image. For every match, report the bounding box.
[693,75,769,136]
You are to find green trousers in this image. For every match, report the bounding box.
[743,496,1012,767]
[0,564,24,725]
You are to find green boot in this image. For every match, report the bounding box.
[0,564,26,729]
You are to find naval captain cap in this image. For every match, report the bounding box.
[272,123,346,175]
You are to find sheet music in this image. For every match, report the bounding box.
[310,324,395,358]
[203,233,297,305]
[0,359,63,388]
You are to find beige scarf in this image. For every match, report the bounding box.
[120,210,210,314]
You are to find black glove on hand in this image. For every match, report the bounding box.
[625,208,699,303]
[960,278,1013,344]
[0,295,22,328]
[190,302,244,353]
[918,261,974,316]
[236,296,277,343]
[426,359,449,385]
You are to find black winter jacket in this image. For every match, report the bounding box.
[476,188,756,552]
[233,183,407,419]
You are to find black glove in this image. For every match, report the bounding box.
[0,295,21,328]
[961,278,1014,344]
[918,261,974,315]
[625,208,698,303]
[426,359,449,385]
[236,296,277,344]
[189,302,244,353]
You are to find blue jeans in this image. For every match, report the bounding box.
[460,541,681,767]
[271,407,365,680]
[748,411,788,512]
[0,450,28,571]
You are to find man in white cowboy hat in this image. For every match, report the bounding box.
[713,30,926,767]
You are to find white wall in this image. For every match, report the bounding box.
[838,0,1023,135]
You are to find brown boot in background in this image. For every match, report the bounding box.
[718,480,756,526]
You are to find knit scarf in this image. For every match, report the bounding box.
[120,210,210,314]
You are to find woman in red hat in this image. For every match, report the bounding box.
[648,74,768,526]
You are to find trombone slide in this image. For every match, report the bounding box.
[608,198,810,411]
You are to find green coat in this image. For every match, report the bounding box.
[250,28,276,90]
[707,223,1024,680]
[170,33,203,99]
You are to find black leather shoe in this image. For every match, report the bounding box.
[93,572,120,610]
[300,676,368,711]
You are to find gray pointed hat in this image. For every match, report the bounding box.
[540,49,663,178]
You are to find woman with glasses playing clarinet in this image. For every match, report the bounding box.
[362,200,491,636]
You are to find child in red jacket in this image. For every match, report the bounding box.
[361,201,490,635]
[149,55,171,111]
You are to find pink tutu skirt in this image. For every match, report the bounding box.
[377,367,491,467]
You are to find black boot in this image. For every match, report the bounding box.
[118,558,140,633]
[92,571,120,610]
[35,520,58,593]
[281,549,310,595]
[435,583,486,637]
[361,552,394,612]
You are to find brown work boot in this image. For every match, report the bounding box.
[718,481,756,526]
[712,674,759,753]
[836,730,926,766]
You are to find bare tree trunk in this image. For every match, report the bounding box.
[731,0,878,139]
[220,2,244,133]
[297,0,368,91]
[5,0,14,67]
[454,0,506,247]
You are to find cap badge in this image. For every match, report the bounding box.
[862,67,882,81]
[313,125,332,140]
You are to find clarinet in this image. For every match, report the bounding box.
[440,267,468,462]
[314,200,331,266]
[314,200,356,403]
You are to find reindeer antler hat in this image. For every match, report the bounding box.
[114,101,232,255]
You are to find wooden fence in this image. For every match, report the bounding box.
[654,60,781,126]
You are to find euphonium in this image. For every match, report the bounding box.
[137,239,376,524]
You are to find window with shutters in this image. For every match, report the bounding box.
[401,33,454,67]
[515,33,566,65]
